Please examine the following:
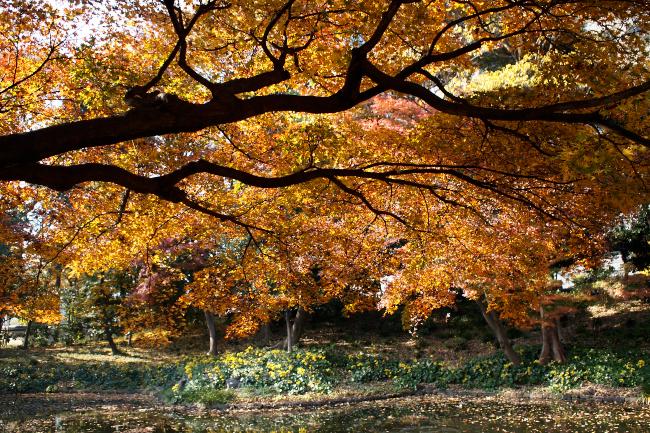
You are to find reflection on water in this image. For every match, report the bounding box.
[6,397,650,433]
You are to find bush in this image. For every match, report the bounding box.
[546,348,650,392]
[343,353,445,389]
[180,347,335,397]
[177,346,648,395]
[58,321,90,345]
[345,353,399,383]
[439,347,649,392]
[344,346,649,392]
[2,345,647,398]
[30,324,58,347]
[393,359,444,389]
[0,359,182,393]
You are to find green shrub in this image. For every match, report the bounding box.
[546,348,649,392]
[176,346,648,395]
[0,359,182,394]
[438,347,649,392]
[180,347,335,397]
[393,359,444,389]
[2,345,647,398]
[345,353,399,383]
[342,354,446,389]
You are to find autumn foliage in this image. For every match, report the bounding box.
[0,1,648,342]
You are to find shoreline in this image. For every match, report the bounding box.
[1,384,646,421]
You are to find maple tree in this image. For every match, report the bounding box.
[0,198,61,343]
[0,0,649,352]
[1,1,648,194]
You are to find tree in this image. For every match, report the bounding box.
[0,212,27,320]
[65,269,136,355]
[0,200,62,347]
[609,204,650,273]
[476,298,521,365]
[0,1,647,207]
[123,239,210,350]
[179,224,393,350]
[1,1,649,343]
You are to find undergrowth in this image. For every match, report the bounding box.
[2,345,648,403]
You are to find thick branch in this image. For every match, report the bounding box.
[0,159,581,226]
[0,0,648,172]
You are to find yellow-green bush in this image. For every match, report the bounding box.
[180,347,334,396]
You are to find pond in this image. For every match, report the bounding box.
[3,396,649,433]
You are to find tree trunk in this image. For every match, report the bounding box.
[291,307,307,343]
[22,320,33,350]
[284,307,308,353]
[477,300,521,365]
[539,306,566,365]
[285,310,293,353]
[104,324,121,355]
[204,310,218,356]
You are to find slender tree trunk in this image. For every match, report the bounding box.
[22,320,33,350]
[539,306,566,365]
[204,310,218,356]
[623,261,633,285]
[285,310,293,353]
[477,300,521,365]
[291,307,307,343]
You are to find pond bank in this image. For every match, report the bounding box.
[1,384,646,423]
[5,392,650,433]
[191,385,648,412]
[2,344,648,416]
[0,392,160,421]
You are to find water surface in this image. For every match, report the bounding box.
[3,396,649,433]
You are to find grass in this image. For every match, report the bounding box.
[0,345,184,394]
[0,342,183,366]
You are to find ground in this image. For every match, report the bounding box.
[1,287,650,416]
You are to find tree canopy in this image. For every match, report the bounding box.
[1,0,649,333]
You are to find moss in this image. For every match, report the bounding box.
[176,388,236,405]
